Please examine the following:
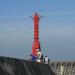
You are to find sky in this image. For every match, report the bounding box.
[0,0,75,61]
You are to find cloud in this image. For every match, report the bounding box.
[0,15,30,19]
[41,10,75,17]
[0,10,75,19]
[40,26,75,39]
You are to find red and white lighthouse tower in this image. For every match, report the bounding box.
[32,13,41,57]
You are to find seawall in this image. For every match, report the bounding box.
[0,56,55,75]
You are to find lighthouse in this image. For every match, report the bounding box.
[31,13,42,61]
[30,13,49,63]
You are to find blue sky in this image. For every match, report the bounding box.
[0,0,75,61]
